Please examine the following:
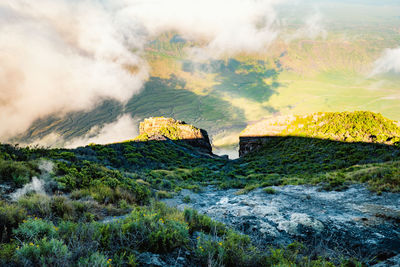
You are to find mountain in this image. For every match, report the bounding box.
[11,3,400,151]
[1,112,400,266]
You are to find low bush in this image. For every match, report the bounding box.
[118,207,190,253]
[77,252,109,267]
[0,201,27,242]
[235,183,260,195]
[263,187,277,194]
[0,242,18,265]
[0,159,37,187]
[156,190,173,199]
[18,194,51,218]
[184,208,226,236]
[14,218,58,242]
[16,238,71,267]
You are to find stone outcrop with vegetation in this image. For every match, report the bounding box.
[135,117,212,154]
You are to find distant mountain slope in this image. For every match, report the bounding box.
[11,13,400,148]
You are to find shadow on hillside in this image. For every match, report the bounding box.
[183,58,283,103]
[237,135,400,175]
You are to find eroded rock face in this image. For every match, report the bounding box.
[164,185,400,264]
[239,136,281,157]
[138,117,212,154]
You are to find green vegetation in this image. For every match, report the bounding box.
[263,187,277,194]
[237,136,400,192]
[2,111,400,265]
[280,111,400,144]
[0,200,348,267]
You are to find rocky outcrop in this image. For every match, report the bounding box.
[164,185,400,264]
[137,117,212,154]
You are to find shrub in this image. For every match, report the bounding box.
[0,242,18,265]
[195,230,261,267]
[156,190,173,199]
[14,218,58,242]
[183,195,191,203]
[0,201,27,242]
[16,238,71,267]
[119,207,190,253]
[263,187,277,194]
[0,159,37,187]
[90,185,115,204]
[184,208,226,236]
[77,252,109,267]
[57,221,102,260]
[18,194,51,218]
[51,196,75,220]
[235,184,260,195]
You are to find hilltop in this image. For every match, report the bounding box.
[240,111,400,156]
[134,117,212,154]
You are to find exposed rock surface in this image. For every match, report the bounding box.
[138,117,212,154]
[136,251,189,267]
[164,185,400,265]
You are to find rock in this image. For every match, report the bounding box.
[373,254,400,267]
[163,185,400,263]
[138,117,212,154]
[277,213,324,236]
[137,252,166,267]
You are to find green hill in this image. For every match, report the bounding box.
[1,113,400,265]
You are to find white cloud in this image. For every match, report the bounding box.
[125,0,283,55]
[371,47,400,75]
[285,11,327,42]
[0,1,148,140]
[65,114,139,148]
[3,0,333,143]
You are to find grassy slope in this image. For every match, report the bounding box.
[0,141,340,266]
[1,112,400,265]
[237,111,400,192]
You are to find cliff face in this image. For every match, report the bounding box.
[137,117,212,154]
[239,111,400,157]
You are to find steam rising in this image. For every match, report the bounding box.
[10,160,54,201]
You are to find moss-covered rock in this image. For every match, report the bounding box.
[136,117,212,154]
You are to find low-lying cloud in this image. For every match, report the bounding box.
[1,0,332,146]
[284,10,327,42]
[66,114,139,148]
[371,47,400,75]
[0,0,287,142]
[0,1,147,139]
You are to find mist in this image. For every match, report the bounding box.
[372,47,400,75]
[66,114,139,148]
[0,0,290,143]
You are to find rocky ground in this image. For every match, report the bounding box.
[164,185,400,266]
